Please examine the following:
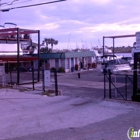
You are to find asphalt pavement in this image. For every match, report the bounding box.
[0,65,140,140]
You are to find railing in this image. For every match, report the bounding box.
[104,70,134,101]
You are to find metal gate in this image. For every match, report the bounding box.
[104,70,134,101]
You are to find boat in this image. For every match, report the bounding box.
[100,54,132,74]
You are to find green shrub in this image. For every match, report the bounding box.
[87,63,91,69]
[58,67,65,73]
[92,62,97,68]
[75,64,78,71]
[50,67,56,72]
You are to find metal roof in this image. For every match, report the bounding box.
[0,28,39,37]
[65,51,96,58]
[39,53,65,59]
[32,51,96,59]
[103,34,135,39]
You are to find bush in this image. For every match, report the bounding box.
[87,63,91,69]
[58,67,65,73]
[92,62,97,68]
[50,67,56,72]
[75,64,79,71]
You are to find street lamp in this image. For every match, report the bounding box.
[0,0,66,12]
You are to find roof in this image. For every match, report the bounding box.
[0,55,38,61]
[65,51,95,58]
[101,54,117,58]
[93,50,101,56]
[32,51,96,59]
[103,34,135,39]
[0,28,39,44]
[0,28,39,37]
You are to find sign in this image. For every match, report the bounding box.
[0,66,5,76]
[44,70,50,86]
[0,66,5,87]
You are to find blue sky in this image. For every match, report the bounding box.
[0,0,140,49]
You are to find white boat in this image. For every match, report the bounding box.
[100,54,132,74]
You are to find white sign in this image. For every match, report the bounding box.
[0,66,5,87]
[0,66,5,76]
[44,70,50,86]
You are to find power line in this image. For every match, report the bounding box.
[1,0,33,7]
[0,0,66,12]
[0,0,18,6]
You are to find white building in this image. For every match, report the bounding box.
[33,51,96,72]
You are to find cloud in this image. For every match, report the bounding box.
[71,0,111,5]
[0,0,140,49]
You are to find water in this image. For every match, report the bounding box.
[115,53,132,58]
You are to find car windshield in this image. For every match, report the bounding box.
[108,59,128,65]
[122,57,132,61]
[119,59,129,64]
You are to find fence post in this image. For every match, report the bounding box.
[114,74,117,97]
[125,75,127,100]
[8,62,13,86]
[42,69,45,92]
[31,61,35,90]
[103,69,106,99]
[78,73,80,78]
[108,70,112,99]
[54,69,58,96]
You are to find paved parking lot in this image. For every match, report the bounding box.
[0,66,140,140]
[0,88,140,140]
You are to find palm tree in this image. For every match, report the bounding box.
[50,38,58,51]
[40,46,51,53]
[43,38,58,52]
[44,38,50,47]
[40,39,51,53]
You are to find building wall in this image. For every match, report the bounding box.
[32,54,95,72]
[65,58,69,69]
[34,60,38,70]
[55,59,59,70]
[59,59,61,68]
[61,59,65,68]
[50,59,55,68]
[85,57,92,64]
[75,58,80,65]
[64,58,70,72]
